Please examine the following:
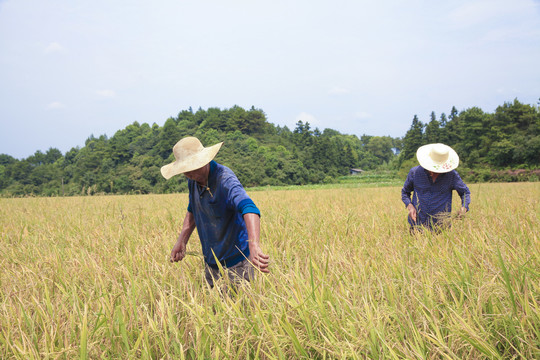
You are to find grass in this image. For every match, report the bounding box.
[249,171,403,191]
[0,182,539,359]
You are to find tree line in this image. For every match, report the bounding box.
[399,99,540,181]
[0,99,539,196]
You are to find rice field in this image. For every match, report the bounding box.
[0,182,539,359]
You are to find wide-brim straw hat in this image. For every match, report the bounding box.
[416,143,459,173]
[161,137,223,179]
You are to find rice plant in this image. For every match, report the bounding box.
[0,182,538,359]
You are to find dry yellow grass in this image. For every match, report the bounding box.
[0,182,539,359]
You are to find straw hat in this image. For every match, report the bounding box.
[161,137,223,179]
[416,143,459,173]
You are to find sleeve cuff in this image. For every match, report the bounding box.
[238,199,260,216]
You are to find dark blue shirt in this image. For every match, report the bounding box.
[401,166,471,228]
[187,161,260,268]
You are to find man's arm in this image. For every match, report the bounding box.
[170,211,196,262]
[243,213,270,273]
[453,172,471,215]
[401,169,417,223]
[221,171,269,272]
[401,169,414,207]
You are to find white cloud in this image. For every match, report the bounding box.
[328,86,350,95]
[482,24,540,43]
[354,111,371,119]
[447,0,535,29]
[44,42,65,54]
[96,89,116,98]
[47,101,65,109]
[295,112,319,127]
[496,87,523,95]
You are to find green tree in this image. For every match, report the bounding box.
[2,101,538,197]
[155,118,181,159]
[0,154,16,166]
[456,107,491,164]
[366,136,394,163]
[424,111,441,144]
[400,115,424,163]
[293,121,314,147]
[438,113,449,144]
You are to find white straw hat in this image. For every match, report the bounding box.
[160,137,223,179]
[416,143,459,173]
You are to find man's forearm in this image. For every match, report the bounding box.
[243,212,270,272]
[178,211,196,245]
[243,213,260,242]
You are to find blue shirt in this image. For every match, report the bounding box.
[187,161,260,268]
[401,166,471,228]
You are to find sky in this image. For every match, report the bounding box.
[1,0,539,159]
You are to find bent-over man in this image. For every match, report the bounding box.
[161,137,269,288]
[401,143,471,231]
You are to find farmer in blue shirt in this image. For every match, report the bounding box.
[401,143,471,231]
[161,137,269,288]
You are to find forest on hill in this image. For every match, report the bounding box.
[1,99,539,196]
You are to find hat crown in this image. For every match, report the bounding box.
[429,144,449,164]
[172,137,204,161]
[416,143,458,173]
[161,136,223,180]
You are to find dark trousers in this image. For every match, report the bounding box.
[204,259,254,288]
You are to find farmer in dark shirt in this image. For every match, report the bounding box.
[401,143,471,231]
[161,137,269,288]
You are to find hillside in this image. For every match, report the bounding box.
[0,99,539,196]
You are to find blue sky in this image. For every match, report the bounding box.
[1,0,539,159]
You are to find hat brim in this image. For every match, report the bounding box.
[160,142,223,179]
[416,144,459,173]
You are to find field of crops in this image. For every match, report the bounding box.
[1,182,539,359]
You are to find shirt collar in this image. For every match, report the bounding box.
[195,161,217,197]
[209,160,217,177]
[423,167,446,183]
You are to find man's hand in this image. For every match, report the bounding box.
[243,213,269,273]
[170,238,187,263]
[407,203,417,223]
[171,211,195,263]
[457,207,468,219]
[248,240,270,273]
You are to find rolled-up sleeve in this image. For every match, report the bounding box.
[238,198,260,216]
